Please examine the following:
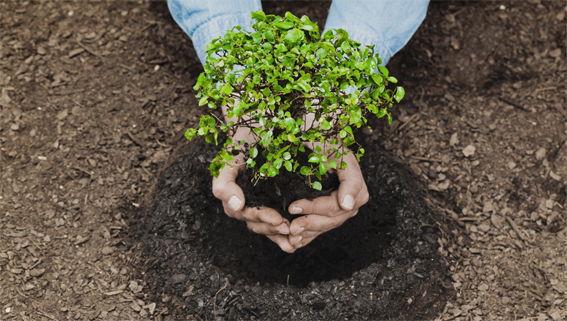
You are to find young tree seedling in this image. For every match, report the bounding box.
[187,11,404,190]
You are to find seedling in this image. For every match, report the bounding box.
[187,11,404,190]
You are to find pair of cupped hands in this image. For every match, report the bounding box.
[212,127,369,253]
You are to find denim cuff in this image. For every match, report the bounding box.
[191,13,254,65]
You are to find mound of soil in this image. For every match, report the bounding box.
[130,137,455,320]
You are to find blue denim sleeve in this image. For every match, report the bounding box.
[323,0,430,66]
[168,0,428,67]
[167,0,262,65]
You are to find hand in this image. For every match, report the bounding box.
[286,149,369,250]
[212,128,296,253]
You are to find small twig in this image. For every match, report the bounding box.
[505,216,525,241]
[16,287,29,298]
[498,97,528,112]
[410,156,443,163]
[396,113,420,132]
[155,138,167,147]
[459,216,487,222]
[118,63,135,73]
[37,311,59,321]
[534,86,556,93]
[77,41,102,59]
[126,132,144,147]
[73,166,93,177]
[213,279,229,319]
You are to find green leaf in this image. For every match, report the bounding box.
[283,152,291,160]
[329,160,337,169]
[285,11,300,22]
[284,117,295,127]
[274,157,283,169]
[285,160,293,171]
[388,76,398,83]
[371,74,383,86]
[341,40,350,52]
[343,136,355,146]
[222,83,232,95]
[312,181,322,191]
[315,171,322,180]
[308,156,319,163]
[394,86,405,103]
[264,30,275,41]
[321,120,331,130]
[319,163,328,175]
[300,166,310,175]
[198,96,208,106]
[275,21,294,30]
[251,11,266,21]
[316,47,328,58]
[296,79,311,92]
[250,147,258,158]
[268,166,278,177]
[194,73,205,90]
[378,65,389,77]
[184,128,196,141]
[209,161,225,178]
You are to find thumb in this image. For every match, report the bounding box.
[212,163,245,211]
[336,152,363,211]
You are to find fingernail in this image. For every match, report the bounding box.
[342,194,355,210]
[228,195,242,211]
[294,236,303,245]
[289,206,302,214]
[276,224,289,235]
[294,227,304,236]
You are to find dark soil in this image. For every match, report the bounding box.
[131,136,454,320]
[236,146,340,221]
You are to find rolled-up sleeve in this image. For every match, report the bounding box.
[167,0,262,65]
[324,0,429,66]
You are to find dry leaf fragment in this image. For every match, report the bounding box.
[462,145,476,157]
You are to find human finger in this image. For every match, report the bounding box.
[336,152,367,211]
[288,211,354,240]
[288,192,344,217]
[212,160,246,212]
[246,221,290,236]
[230,205,284,226]
[266,234,296,253]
